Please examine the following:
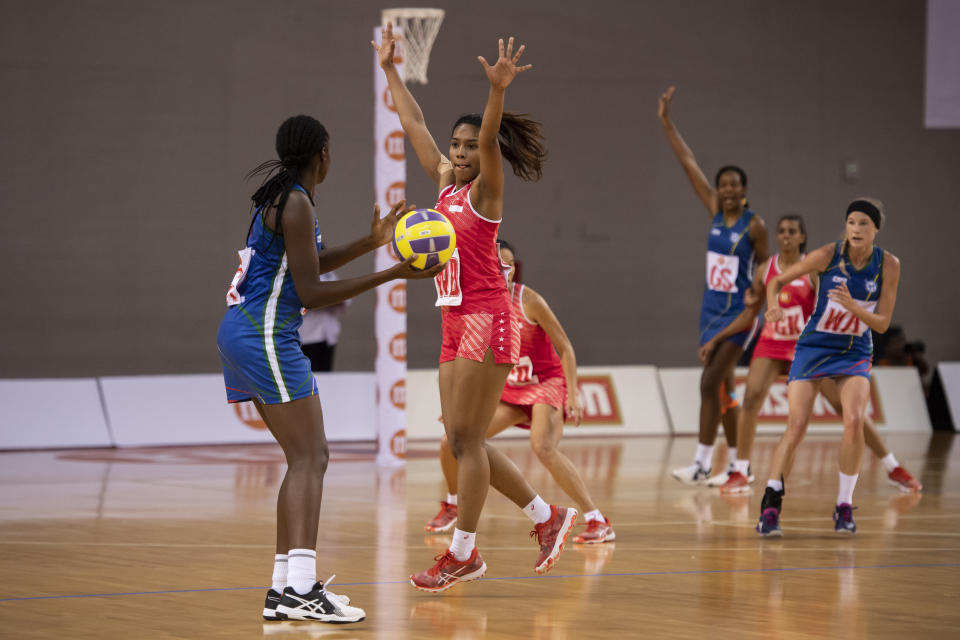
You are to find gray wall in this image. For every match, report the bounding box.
[1,0,957,377]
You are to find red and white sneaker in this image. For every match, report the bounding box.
[410,548,486,593]
[573,517,616,544]
[888,466,922,492]
[532,505,577,574]
[424,501,458,532]
[720,470,751,494]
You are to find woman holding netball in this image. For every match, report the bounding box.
[699,215,920,495]
[756,199,901,536]
[217,116,441,622]
[425,241,615,544]
[375,26,576,591]
[658,86,769,485]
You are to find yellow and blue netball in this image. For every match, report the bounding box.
[392,208,456,270]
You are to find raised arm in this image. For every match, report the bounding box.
[698,261,766,363]
[284,194,442,308]
[658,86,717,217]
[373,23,452,189]
[524,287,583,426]
[471,37,531,221]
[316,201,408,274]
[827,251,900,334]
[749,215,770,266]
[766,243,833,323]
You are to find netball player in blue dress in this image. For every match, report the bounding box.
[217,115,442,622]
[658,86,769,485]
[756,198,900,536]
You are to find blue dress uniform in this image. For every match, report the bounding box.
[699,210,757,346]
[789,242,884,381]
[217,184,321,404]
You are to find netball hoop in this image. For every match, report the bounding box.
[381,8,444,84]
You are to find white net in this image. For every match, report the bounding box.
[381,8,444,85]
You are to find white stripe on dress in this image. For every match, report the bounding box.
[264,253,291,403]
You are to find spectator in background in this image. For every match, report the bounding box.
[875,325,932,395]
[299,271,349,372]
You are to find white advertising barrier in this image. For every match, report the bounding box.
[937,362,960,430]
[0,379,112,449]
[101,373,375,447]
[406,365,671,441]
[660,366,931,435]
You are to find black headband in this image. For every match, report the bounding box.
[846,200,882,230]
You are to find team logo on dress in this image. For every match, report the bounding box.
[832,276,847,284]
[865,281,877,293]
[729,232,740,242]
[711,228,722,235]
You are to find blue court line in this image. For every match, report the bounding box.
[1,562,957,603]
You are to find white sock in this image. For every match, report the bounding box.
[583,509,603,522]
[694,444,714,470]
[881,453,899,474]
[287,548,317,595]
[449,528,476,561]
[734,459,750,476]
[523,495,552,524]
[446,493,458,506]
[837,472,859,506]
[767,479,783,493]
[727,448,737,469]
[271,554,288,593]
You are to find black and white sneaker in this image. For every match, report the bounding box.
[275,580,365,623]
[262,588,286,621]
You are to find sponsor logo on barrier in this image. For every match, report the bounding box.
[234,401,267,430]
[389,333,407,361]
[388,283,406,312]
[576,375,623,425]
[391,429,406,458]
[734,376,885,423]
[385,181,406,208]
[390,379,406,410]
[384,130,405,161]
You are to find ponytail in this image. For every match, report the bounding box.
[452,111,547,182]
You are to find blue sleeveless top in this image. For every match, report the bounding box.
[230,184,322,331]
[797,242,884,357]
[699,210,756,342]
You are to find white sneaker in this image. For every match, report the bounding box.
[276,578,365,623]
[671,462,711,485]
[706,466,733,487]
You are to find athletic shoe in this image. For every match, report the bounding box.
[424,501,458,532]
[573,517,616,544]
[887,466,922,492]
[833,503,857,534]
[262,588,286,621]
[671,462,711,485]
[532,505,578,574]
[410,547,487,593]
[276,580,365,623]
[756,485,784,537]
[720,470,751,494]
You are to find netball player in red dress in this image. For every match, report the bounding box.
[375,26,576,591]
[698,215,921,494]
[425,241,616,544]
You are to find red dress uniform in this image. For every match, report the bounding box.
[434,181,519,364]
[751,254,816,362]
[500,284,568,425]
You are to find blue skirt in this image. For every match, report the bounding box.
[788,343,872,382]
[217,307,318,405]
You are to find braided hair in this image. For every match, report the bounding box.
[244,115,329,243]
[452,112,547,181]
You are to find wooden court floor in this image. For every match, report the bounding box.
[1,432,958,639]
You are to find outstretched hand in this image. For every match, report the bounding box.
[658,86,676,122]
[477,37,531,90]
[372,21,400,69]
[370,200,414,248]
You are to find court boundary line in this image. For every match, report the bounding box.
[2,561,957,603]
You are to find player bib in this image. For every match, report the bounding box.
[814,299,877,337]
[506,355,539,386]
[434,247,462,307]
[771,304,806,340]
[706,251,740,293]
[225,247,254,306]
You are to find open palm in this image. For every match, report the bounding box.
[478,37,531,90]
